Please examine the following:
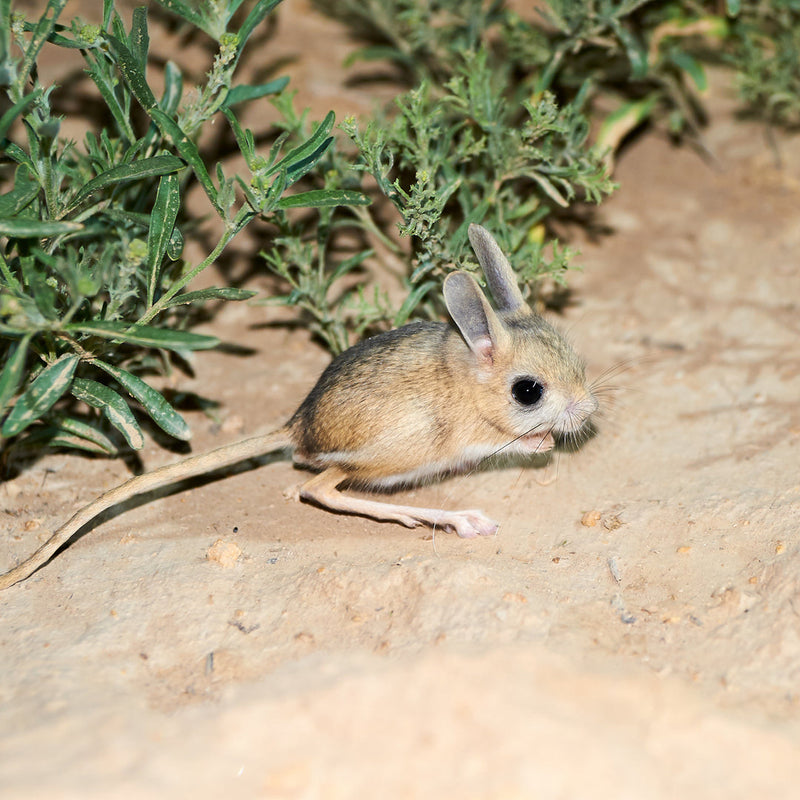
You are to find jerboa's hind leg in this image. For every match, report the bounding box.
[298,466,498,538]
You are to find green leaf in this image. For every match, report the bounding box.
[595,96,659,156]
[669,52,707,93]
[71,378,145,449]
[612,23,648,80]
[67,321,219,351]
[2,353,79,437]
[147,172,181,305]
[0,0,11,60]
[222,107,254,162]
[327,249,373,285]
[258,168,286,214]
[33,26,88,49]
[167,226,184,260]
[222,77,290,108]
[154,0,206,31]
[1,144,34,175]
[21,418,118,454]
[0,166,40,217]
[234,174,260,211]
[0,334,32,415]
[276,189,371,210]
[227,0,248,19]
[0,257,23,293]
[237,0,284,52]
[102,0,113,30]
[725,0,740,16]
[343,45,414,69]
[48,415,118,454]
[269,111,335,179]
[93,361,190,440]
[0,90,40,143]
[85,52,136,143]
[161,61,183,116]
[106,34,157,109]
[0,218,83,237]
[530,173,570,208]
[69,154,184,209]
[161,287,257,307]
[149,107,219,210]
[17,0,68,93]
[394,280,437,326]
[128,6,150,70]
[287,137,334,184]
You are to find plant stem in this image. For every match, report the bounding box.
[138,207,256,325]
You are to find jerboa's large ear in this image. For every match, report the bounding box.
[467,223,528,313]
[443,271,510,365]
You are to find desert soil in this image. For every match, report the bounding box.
[2,2,800,798]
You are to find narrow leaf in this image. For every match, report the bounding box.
[285,137,334,184]
[238,0,283,51]
[147,172,181,305]
[227,0,248,19]
[93,361,190,440]
[0,333,32,414]
[102,0,113,30]
[71,377,145,449]
[0,90,40,142]
[328,249,373,284]
[29,26,86,49]
[222,107,253,162]
[259,168,286,213]
[0,166,40,217]
[21,419,117,454]
[530,174,570,208]
[128,6,150,70]
[167,226,184,260]
[154,0,210,35]
[149,108,219,209]
[2,353,79,437]
[67,321,219,351]
[49,415,118,454]
[18,0,68,92]
[268,111,335,178]
[106,34,158,110]
[69,154,184,209]
[161,287,257,307]
[85,53,136,142]
[669,52,707,93]
[394,280,437,326]
[276,189,371,210]
[343,45,414,69]
[161,61,183,116]
[595,96,659,157]
[0,0,10,59]
[613,24,648,80]
[0,218,83,237]
[223,77,290,108]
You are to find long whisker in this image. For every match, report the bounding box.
[487,421,558,461]
[453,421,559,488]
[588,353,660,391]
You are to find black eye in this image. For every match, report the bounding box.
[512,378,544,406]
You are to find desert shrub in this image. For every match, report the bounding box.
[0,0,367,456]
[287,0,734,349]
[729,0,800,127]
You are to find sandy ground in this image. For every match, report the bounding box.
[2,2,800,798]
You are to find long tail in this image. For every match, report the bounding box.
[0,428,293,590]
